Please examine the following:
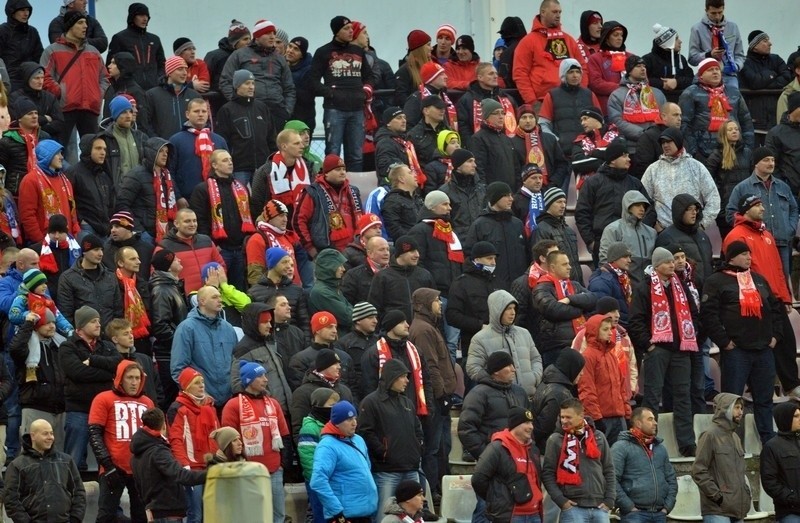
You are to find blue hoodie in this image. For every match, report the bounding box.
[34,139,63,175]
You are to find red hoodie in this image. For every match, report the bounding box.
[168,392,219,469]
[221,392,289,473]
[88,360,155,474]
[724,215,791,303]
[491,429,543,515]
[577,315,630,421]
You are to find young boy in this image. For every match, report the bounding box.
[512,163,545,238]
[107,318,162,407]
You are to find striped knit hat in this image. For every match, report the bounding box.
[23,269,47,292]
[352,302,378,323]
[253,20,276,39]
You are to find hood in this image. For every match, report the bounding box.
[112,51,137,78]
[554,347,586,383]
[315,249,347,283]
[597,162,628,181]
[379,358,410,392]
[671,193,702,234]
[436,130,460,156]
[584,315,614,352]
[113,359,146,397]
[5,0,31,19]
[559,58,582,83]
[78,133,100,163]
[412,287,441,322]
[130,426,166,456]
[622,190,650,220]
[579,10,602,44]
[143,137,171,170]
[712,392,742,429]
[599,21,628,51]
[487,290,517,332]
[499,16,526,40]
[241,302,274,342]
[284,119,311,152]
[701,14,725,28]
[19,61,43,85]
[35,140,63,173]
[774,402,799,433]
[374,126,401,144]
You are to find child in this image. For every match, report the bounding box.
[512,163,545,238]
[8,268,73,381]
[107,318,162,407]
[298,388,340,523]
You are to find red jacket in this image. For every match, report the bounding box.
[17,169,80,243]
[188,59,211,84]
[221,391,289,473]
[245,223,302,286]
[444,58,480,91]
[513,17,586,103]
[577,315,631,421]
[723,215,791,303]
[156,230,226,295]
[587,50,633,111]
[167,392,219,469]
[41,38,109,115]
[88,360,155,474]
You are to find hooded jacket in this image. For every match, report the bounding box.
[358,359,424,472]
[656,194,714,280]
[205,37,236,105]
[0,126,51,196]
[576,11,602,64]
[464,206,528,291]
[0,0,44,92]
[216,94,276,173]
[587,21,633,110]
[41,36,108,115]
[407,207,463,296]
[532,212,582,284]
[760,402,800,519]
[706,140,753,210]
[106,13,166,91]
[577,315,630,420]
[220,42,295,119]
[531,349,584,452]
[88,360,154,474]
[532,274,596,354]
[101,51,148,125]
[284,119,322,173]
[66,133,115,237]
[497,16,528,88]
[308,249,353,331]
[9,61,64,138]
[367,258,437,321]
[408,287,456,400]
[691,393,751,519]
[117,137,173,236]
[467,290,543,397]
[642,41,694,92]
[446,260,497,348]
[248,274,311,341]
[611,430,677,514]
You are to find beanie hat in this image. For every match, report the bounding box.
[228,20,250,47]
[178,367,202,391]
[455,35,475,53]
[164,56,188,77]
[253,20,276,40]
[486,181,512,206]
[81,234,103,253]
[315,349,340,372]
[606,241,632,263]
[47,214,69,233]
[451,148,474,171]
[752,146,775,166]
[263,199,289,221]
[625,55,645,75]
[748,30,769,51]
[311,311,337,334]
[127,3,150,20]
[239,360,267,389]
[10,96,38,121]
[110,211,135,230]
[651,247,674,268]
[659,127,684,150]
[352,302,378,323]
[424,190,450,210]
[436,24,457,42]
[516,104,536,120]
[725,240,750,262]
[788,92,800,114]
[652,24,678,50]
[697,57,720,77]
[330,16,351,36]
[381,309,407,332]
[596,296,620,314]
[22,269,47,292]
[394,235,420,256]
[351,22,365,41]
[210,427,240,452]
[486,351,515,374]
[75,305,100,330]
[357,213,382,237]
[471,241,498,259]
[289,37,309,57]
[480,98,503,118]
[407,30,431,51]
[63,11,86,32]
[507,406,533,429]
[310,388,338,408]
[266,247,290,270]
[276,28,289,44]
[580,107,604,125]
[200,262,222,283]
[667,244,685,256]
[233,69,254,90]
[109,95,133,121]
[420,62,446,85]
[738,194,762,214]
[37,309,56,329]
[330,401,357,424]
[396,480,424,504]
[555,347,585,382]
[151,249,176,272]
[604,138,629,163]
[543,187,567,210]
[382,106,404,125]
[521,163,543,181]
[322,154,345,174]
[421,95,447,109]
[173,37,195,55]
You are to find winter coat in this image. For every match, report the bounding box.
[688,16,745,72]
[116,137,173,236]
[382,188,424,241]
[446,261,497,349]
[0,0,44,92]
[611,431,677,514]
[205,37,235,104]
[588,266,631,325]
[407,119,449,167]
[290,344,357,401]
[456,81,517,149]
[189,173,246,250]
[439,173,487,239]
[170,308,238,404]
[358,359,424,472]
[156,230,226,296]
[41,37,108,115]
[531,354,583,453]
[248,275,311,340]
[374,126,412,181]
[97,118,147,187]
[577,315,630,421]
[533,276,597,355]
[511,128,570,190]
[66,134,115,237]
[165,391,218,471]
[308,38,373,112]
[215,95,276,173]
[407,207,463,296]
[9,61,64,138]
[629,124,667,179]
[538,83,600,157]
[628,274,701,354]
[17,147,78,243]
[588,47,633,111]
[457,374,529,458]
[464,207,527,290]
[274,322,308,388]
[298,415,325,481]
[142,82,200,139]
[471,123,521,190]
[107,25,166,91]
[148,271,187,361]
[220,43,294,120]
[308,249,352,331]
[168,125,228,199]
[467,290,543,397]
[58,333,121,412]
[726,172,798,247]
[777,78,800,124]
[642,44,694,92]
[367,259,436,320]
[0,128,50,195]
[531,213,582,283]
[289,52,316,131]
[337,329,379,400]
[57,258,123,327]
[691,393,751,519]
[706,140,753,212]
[4,434,85,523]
[598,190,657,283]
[655,194,714,282]
[101,53,148,128]
[606,78,666,144]
[765,115,800,199]
[293,176,362,257]
[103,233,153,283]
[408,289,456,401]
[444,57,481,91]
[739,51,792,130]
[8,320,65,413]
[404,84,453,129]
[341,260,377,306]
[290,370,354,441]
[760,402,800,519]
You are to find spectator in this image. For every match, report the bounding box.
[404,62,456,130]
[512,104,569,191]
[284,120,322,175]
[512,164,546,238]
[738,31,791,130]
[707,119,752,237]
[247,246,310,339]
[655,194,714,282]
[108,313,161,401]
[393,29,432,106]
[765,92,800,200]
[382,163,425,241]
[101,53,147,127]
[246,200,303,287]
[308,249,352,331]
[643,24,694,94]
[250,129,311,221]
[510,240,560,342]
[497,16,529,89]
[289,310,355,392]
[776,57,800,123]
[8,62,63,140]
[576,11,602,64]
[531,348,584,453]
[532,188,582,284]
[588,243,634,326]
[374,106,424,186]
[606,56,666,150]
[142,56,200,139]
[338,303,379,394]
[630,102,682,179]
[408,96,450,169]
[688,0,744,87]
[107,2,165,91]
[342,213,383,270]
[285,36,316,133]
[381,480,427,523]
[439,148,486,239]
[173,37,209,94]
[206,426,245,465]
[205,20,251,115]
[299,388,340,523]
[97,95,146,187]
[103,211,153,283]
[66,134,115,238]
[32,214,80,297]
[0,0,42,92]
[8,268,72,336]
[570,107,620,188]
[587,21,633,111]
[760,402,800,521]
[457,63,516,150]
[342,236,388,305]
[432,24,458,66]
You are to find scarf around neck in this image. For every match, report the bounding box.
[422,218,464,263]
[0,196,21,245]
[472,97,516,136]
[269,153,309,207]
[630,427,655,457]
[527,262,546,289]
[116,269,150,338]
[649,272,698,351]
[515,127,550,185]
[521,188,544,238]
[33,167,80,237]
[207,177,256,241]
[39,233,80,273]
[419,85,458,133]
[608,264,632,304]
[377,337,428,415]
[153,167,177,243]
[539,273,586,333]
[556,420,601,486]
[238,393,283,457]
[186,126,214,180]
[622,82,660,123]
[700,82,732,132]
[723,268,762,319]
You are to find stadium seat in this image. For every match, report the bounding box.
[439,475,477,523]
[566,172,578,212]
[424,478,447,523]
[564,215,592,264]
[692,413,713,441]
[745,494,770,520]
[759,485,775,516]
[668,475,703,521]
[743,412,777,455]
[705,221,723,261]
[348,170,378,197]
[448,417,475,467]
[656,412,692,462]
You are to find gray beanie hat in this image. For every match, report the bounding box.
[424,190,450,210]
[651,247,674,268]
[75,306,100,330]
[233,69,255,90]
[606,242,632,263]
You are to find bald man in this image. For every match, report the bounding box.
[630,102,683,178]
[0,248,40,316]
[5,419,86,522]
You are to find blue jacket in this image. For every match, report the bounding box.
[588,265,630,326]
[611,430,677,514]
[170,307,238,404]
[0,266,23,314]
[9,289,73,335]
[168,126,228,199]
[726,172,798,246]
[310,427,378,519]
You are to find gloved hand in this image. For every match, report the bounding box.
[330,512,348,523]
[272,436,284,452]
[103,467,125,493]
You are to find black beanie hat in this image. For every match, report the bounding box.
[47,214,69,234]
[314,349,340,372]
[381,309,407,333]
[725,240,750,262]
[507,406,533,429]
[604,138,628,163]
[11,96,37,121]
[395,480,424,504]
[451,148,474,171]
[554,348,585,383]
[486,351,514,374]
[752,146,775,167]
[330,15,351,36]
[290,36,309,57]
[486,181,512,206]
[596,296,620,315]
[63,10,86,32]
[624,55,645,75]
[659,127,684,150]
[127,2,149,26]
[151,249,176,272]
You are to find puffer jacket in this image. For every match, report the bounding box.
[0,0,44,92]
[165,392,218,470]
[41,37,108,114]
[439,173,487,239]
[106,22,166,91]
[691,393,751,519]
[642,42,694,92]
[8,320,65,413]
[148,270,187,362]
[408,287,457,401]
[380,498,422,523]
[726,172,799,248]
[531,349,584,453]
[464,207,528,291]
[739,51,792,130]
[57,257,123,327]
[532,277,596,355]
[531,213,582,284]
[66,133,115,237]
[358,359,424,472]
[247,274,311,340]
[446,261,498,351]
[381,188,424,241]
[766,114,800,197]
[219,43,295,120]
[407,207,463,297]
[577,315,630,421]
[289,369,354,442]
[655,193,714,282]
[612,431,677,514]
[467,290,543,397]
[58,333,121,413]
[706,140,752,210]
[538,72,600,157]
[157,229,226,296]
[760,402,800,520]
[9,61,64,138]
[367,259,436,321]
[598,190,657,283]
[116,137,174,236]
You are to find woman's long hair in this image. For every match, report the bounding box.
[406,46,431,90]
[717,119,740,171]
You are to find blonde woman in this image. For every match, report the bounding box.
[706,119,752,237]
[393,30,432,105]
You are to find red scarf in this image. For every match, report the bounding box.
[268,153,309,208]
[207,177,256,241]
[539,273,586,333]
[153,167,177,243]
[27,292,57,319]
[535,26,571,62]
[629,427,655,458]
[609,264,632,304]
[33,167,80,236]
[394,137,426,189]
[23,131,38,175]
[515,127,550,185]
[317,179,362,243]
[700,82,732,132]
[364,84,378,147]
[575,126,619,189]
[527,262,546,289]
[556,421,601,486]
[723,268,762,319]
[649,272,698,351]
[0,196,21,245]
[186,127,214,180]
[39,233,80,274]
[116,269,150,338]
[419,85,458,132]
[441,158,454,184]
[422,218,464,263]
[606,50,627,73]
[622,82,660,123]
[472,97,517,137]
[377,338,428,416]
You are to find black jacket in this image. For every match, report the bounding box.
[9,61,64,138]
[337,329,379,400]
[511,128,570,190]
[4,434,85,523]
[654,194,714,283]
[215,95,276,173]
[289,369,354,441]
[407,119,449,167]
[0,0,43,92]
[130,427,206,519]
[341,261,377,306]
[58,334,121,413]
[464,207,528,291]
[628,276,702,354]
[630,123,667,179]
[342,241,366,271]
[440,173,487,239]
[446,261,498,347]
[642,44,694,92]
[456,81,517,149]
[189,173,246,250]
[101,52,148,129]
[510,270,541,340]
[97,117,147,186]
[288,342,357,397]
[374,126,411,181]
[142,83,200,139]
[247,275,311,341]
[66,133,116,237]
[471,123,521,190]
[48,7,107,52]
[367,259,436,320]
[289,52,317,132]
[205,37,235,113]
[0,128,51,196]
[532,213,582,283]
[273,321,306,388]
[739,51,793,130]
[117,137,173,236]
[766,115,800,196]
[761,402,800,519]
[407,207,463,296]
[532,279,596,354]
[57,258,123,328]
[531,363,581,453]
[309,38,374,111]
[381,188,424,241]
[706,141,752,211]
[107,25,166,91]
[8,320,64,414]
[102,232,154,282]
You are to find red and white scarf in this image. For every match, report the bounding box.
[419,85,458,133]
[377,337,428,416]
[609,264,632,304]
[723,268,762,319]
[153,167,177,243]
[0,196,21,245]
[539,274,586,334]
[422,218,464,263]
[268,153,309,208]
[116,269,150,338]
[207,177,256,241]
[472,97,517,137]
[39,233,80,274]
[527,262,546,289]
[700,83,732,132]
[317,180,362,243]
[649,272,698,351]
[622,82,660,124]
[186,127,214,180]
[238,394,282,457]
[556,421,601,486]
[393,137,426,189]
[33,168,80,236]
[515,127,550,185]
[441,158,454,184]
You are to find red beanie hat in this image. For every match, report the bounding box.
[357,213,382,237]
[697,57,721,77]
[311,311,337,334]
[322,154,345,174]
[407,29,431,51]
[352,21,365,40]
[420,62,445,85]
[252,19,276,40]
[178,367,202,391]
